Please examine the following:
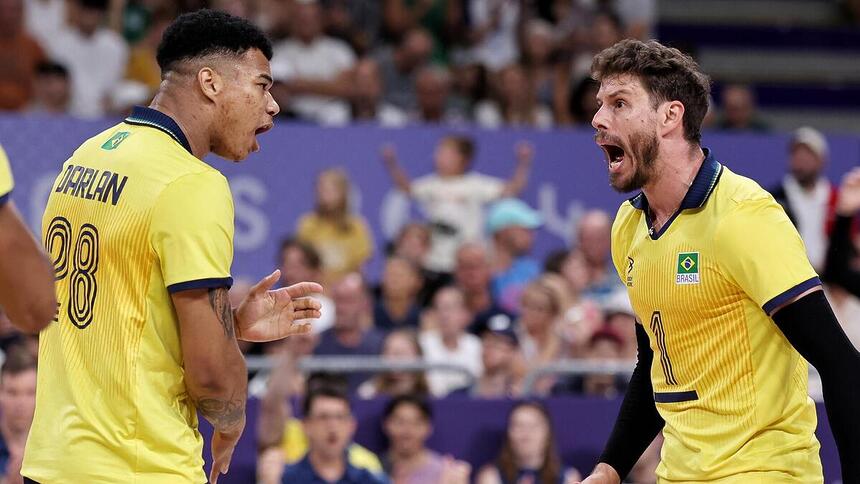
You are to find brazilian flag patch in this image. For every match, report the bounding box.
[676,252,700,285]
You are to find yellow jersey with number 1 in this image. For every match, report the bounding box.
[0,145,14,205]
[611,149,822,483]
[22,106,235,484]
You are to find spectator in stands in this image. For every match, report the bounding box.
[552,250,604,358]
[489,198,543,314]
[123,14,171,101]
[270,0,356,125]
[451,315,523,397]
[476,401,580,484]
[569,77,600,125]
[0,0,46,111]
[450,62,490,118]
[390,222,432,270]
[571,9,624,84]
[614,0,657,40]
[298,168,375,284]
[381,136,532,274]
[420,286,483,396]
[315,273,385,391]
[411,66,465,124]
[27,61,70,114]
[455,243,514,335]
[279,387,388,484]
[716,83,769,132]
[324,0,381,56]
[0,346,37,484]
[381,0,451,62]
[475,63,554,129]
[278,238,336,334]
[516,277,565,394]
[23,0,65,48]
[374,28,434,112]
[823,167,860,346]
[520,18,571,125]
[351,58,409,126]
[375,257,424,331]
[602,290,637,360]
[358,330,430,399]
[464,0,521,71]
[382,395,472,484]
[769,127,836,271]
[40,0,128,118]
[553,328,628,398]
[576,210,623,304]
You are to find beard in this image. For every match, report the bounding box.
[609,129,659,193]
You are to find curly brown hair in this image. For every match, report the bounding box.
[591,39,711,144]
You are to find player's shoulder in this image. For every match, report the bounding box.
[612,196,644,235]
[714,166,776,209]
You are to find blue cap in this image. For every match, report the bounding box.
[487,198,542,234]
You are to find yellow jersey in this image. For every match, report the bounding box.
[0,144,13,205]
[296,213,374,282]
[23,107,235,484]
[611,150,823,483]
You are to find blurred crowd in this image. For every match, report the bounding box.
[1,0,784,132]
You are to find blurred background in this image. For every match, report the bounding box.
[0,0,859,483]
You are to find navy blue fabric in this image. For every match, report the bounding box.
[124,106,193,154]
[281,454,389,484]
[167,277,234,294]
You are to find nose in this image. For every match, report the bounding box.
[267,91,280,117]
[591,104,608,131]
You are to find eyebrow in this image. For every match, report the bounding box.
[605,88,633,98]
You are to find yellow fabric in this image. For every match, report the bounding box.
[23,122,234,484]
[281,418,383,472]
[0,145,13,201]
[297,213,374,282]
[611,166,822,483]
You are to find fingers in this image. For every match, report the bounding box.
[293,297,322,311]
[293,309,322,321]
[285,281,324,298]
[250,270,281,296]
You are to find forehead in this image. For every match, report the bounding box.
[596,74,647,99]
[234,48,272,77]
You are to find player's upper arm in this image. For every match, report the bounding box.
[0,200,57,333]
[150,170,235,293]
[715,197,820,315]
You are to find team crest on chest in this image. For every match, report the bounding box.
[676,252,700,285]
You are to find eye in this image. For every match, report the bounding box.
[614,100,625,109]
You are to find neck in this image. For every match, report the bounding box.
[335,325,363,345]
[0,419,24,447]
[384,294,413,318]
[392,447,426,466]
[519,453,544,470]
[310,450,346,480]
[464,288,491,312]
[150,89,210,160]
[441,332,459,349]
[493,247,514,272]
[642,144,705,225]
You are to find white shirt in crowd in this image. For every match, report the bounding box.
[473,101,554,130]
[420,330,483,396]
[43,26,128,118]
[270,36,356,125]
[412,172,505,272]
[783,174,832,271]
[24,0,66,48]
[466,0,520,71]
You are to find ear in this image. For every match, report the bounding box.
[660,100,685,136]
[197,67,222,102]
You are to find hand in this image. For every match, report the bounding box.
[257,446,287,484]
[234,270,323,342]
[439,456,471,484]
[209,424,244,484]
[381,144,398,169]
[515,141,534,166]
[567,463,621,484]
[836,167,860,216]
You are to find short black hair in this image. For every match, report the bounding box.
[383,394,433,422]
[302,386,351,417]
[0,345,37,384]
[278,237,322,271]
[156,9,273,75]
[36,61,69,78]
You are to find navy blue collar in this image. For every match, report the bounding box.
[298,452,364,482]
[628,148,723,239]
[124,106,193,155]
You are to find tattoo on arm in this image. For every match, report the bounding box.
[208,287,235,338]
[197,394,246,432]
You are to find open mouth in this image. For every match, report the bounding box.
[255,123,273,136]
[600,143,626,172]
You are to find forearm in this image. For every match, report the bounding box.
[598,324,664,480]
[503,162,530,197]
[257,353,296,448]
[822,214,860,297]
[773,291,860,479]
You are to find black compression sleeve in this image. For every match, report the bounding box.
[598,323,665,480]
[772,291,860,483]
[822,214,860,298]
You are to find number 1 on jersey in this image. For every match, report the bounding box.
[651,311,678,385]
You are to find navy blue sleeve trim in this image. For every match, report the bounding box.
[0,192,10,206]
[167,277,234,294]
[763,276,821,315]
[654,390,699,403]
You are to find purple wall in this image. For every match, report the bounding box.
[2,115,858,281]
[199,397,842,483]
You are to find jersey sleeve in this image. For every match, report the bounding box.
[0,145,14,206]
[150,171,234,293]
[716,197,820,314]
[470,173,505,202]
